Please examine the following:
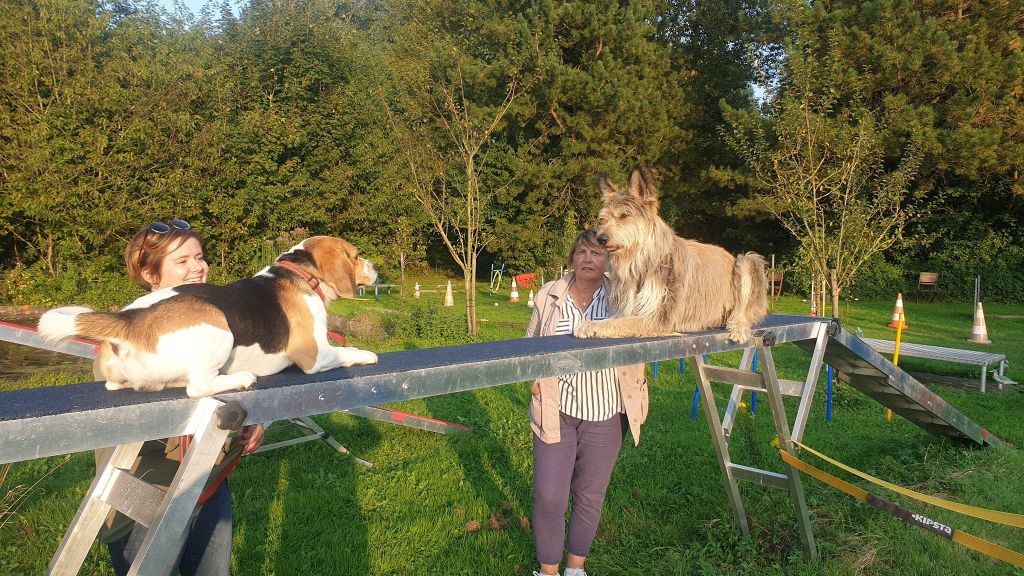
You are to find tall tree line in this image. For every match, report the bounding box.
[1,0,1021,312]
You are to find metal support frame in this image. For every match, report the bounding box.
[0,321,470,468]
[693,324,829,559]
[48,398,232,576]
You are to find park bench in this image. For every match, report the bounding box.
[861,337,1008,393]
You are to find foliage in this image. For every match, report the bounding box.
[724,0,925,319]
[0,0,1021,311]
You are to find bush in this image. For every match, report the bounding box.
[0,260,140,310]
[924,231,1024,303]
[381,300,469,344]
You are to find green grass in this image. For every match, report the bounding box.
[2,286,1023,575]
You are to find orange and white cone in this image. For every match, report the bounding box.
[968,301,991,344]
[527,290,535,309]
[444,281,454,307]
[414,282,421,299]
[887,293,908,329]
[509,278,520,303]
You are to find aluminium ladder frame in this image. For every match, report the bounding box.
[693,324,830,559]
[49,397,237,576]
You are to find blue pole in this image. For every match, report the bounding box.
[751,350,758,415]
[679,358,686,375]
[826,364,833,423]
[690,355,707,420]
[652,361,659,380]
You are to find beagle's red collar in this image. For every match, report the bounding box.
[276,260,326,302]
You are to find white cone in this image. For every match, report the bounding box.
[969,301,991,344]
[527,290,535,309]
[443,281,454,307]
[509,278,520,303]
[414,282,421,299]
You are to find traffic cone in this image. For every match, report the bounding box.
[527,290,535,309]
[509,278,520,303]
[414,282,421,299]
[809,297,817,317]
[887,293,908,329]
[968,301,991,344]
[444,281,454,307]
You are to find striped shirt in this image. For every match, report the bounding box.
[554,285,623,421]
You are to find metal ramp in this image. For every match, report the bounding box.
[793,320,1005,448]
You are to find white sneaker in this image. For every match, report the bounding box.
[564,568,587,576]
[533,572,560,576]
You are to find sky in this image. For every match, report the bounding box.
[156,0,240,18]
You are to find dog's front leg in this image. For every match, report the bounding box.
[298,342,378,374]
[575,316,675,339]
[186,368,257,398]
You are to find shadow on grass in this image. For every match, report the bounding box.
[231,415,381,574]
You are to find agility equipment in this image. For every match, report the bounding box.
[969,301,991,344]
[527,290,535,308]
[414,283,421,299]
[0,321,471,467]
[0,315,1004,573]
[887,293,908,329]
[444,280,454,306]
[862,337,1007,393]
[509,278,520,303]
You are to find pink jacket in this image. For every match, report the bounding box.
[526,275,649,445]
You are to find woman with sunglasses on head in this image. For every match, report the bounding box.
[96,219,264,576]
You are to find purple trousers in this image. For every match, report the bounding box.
[532,412,627,565]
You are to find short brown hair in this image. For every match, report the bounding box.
[566,229,605,270]
[124,223,204,290]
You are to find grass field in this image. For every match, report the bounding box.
[2,285,1022,575]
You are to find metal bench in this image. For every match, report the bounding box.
[861,337,1008,393]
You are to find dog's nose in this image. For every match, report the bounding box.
[597,234,608,246]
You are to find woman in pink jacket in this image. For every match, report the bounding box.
[526,230,649,576]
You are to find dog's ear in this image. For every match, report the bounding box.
[627,167,658,211]
[597,173,619,199]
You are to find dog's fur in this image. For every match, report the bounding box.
[575,168,768,343]
[38,236,379,398]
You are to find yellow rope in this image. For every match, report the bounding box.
[780,449,1024,567]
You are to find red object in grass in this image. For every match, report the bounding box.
[514,273,538,289]
[327,331,346,346]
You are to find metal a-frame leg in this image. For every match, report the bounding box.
[693,328,827,560]
[254,416,374,468]
[694,354,750,534]
[48,398,232,576]
[755,336,818,559]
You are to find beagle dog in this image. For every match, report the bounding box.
[38,236,379,398]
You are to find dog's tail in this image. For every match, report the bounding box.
[727,253,769,342]
[38,306,130,343]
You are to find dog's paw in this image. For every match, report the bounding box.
[338,347,378,367]
[728,326,752,344]
[574,322,598,339]
[105,380,131,391]
[234,371,258,389]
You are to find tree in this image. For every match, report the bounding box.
[725,38,922,318]
[376,0,528,334]
[768,0,1024,299]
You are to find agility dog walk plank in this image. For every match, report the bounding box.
[0,314,1005,574]
[0,314,828,465]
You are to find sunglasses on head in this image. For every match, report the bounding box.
[148,219,191,234]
